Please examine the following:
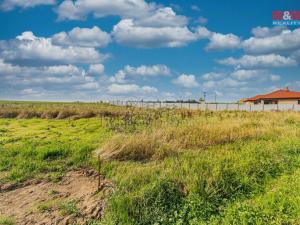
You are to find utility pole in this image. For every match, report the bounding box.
[203,91,207,103]
[214,92,217,103]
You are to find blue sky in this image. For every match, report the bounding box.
[0,0,299,102]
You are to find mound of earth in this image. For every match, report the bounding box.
[0,170,113,225]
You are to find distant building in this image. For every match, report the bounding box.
[243,88,300,105]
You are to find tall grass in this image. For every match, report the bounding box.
[2,102,300,224]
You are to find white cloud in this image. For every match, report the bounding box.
[0,59,101,92]
[109,64,171,83]
[109,70,126,83]
[270,74,281,81]
[88,64,105,75]
[173,74,199,88]
[195,26,212,39]
[112,19,197,48]
[52,26,111,48]
[206,32,241,50]
[251,26,288,38]
[56,0,156,21]
[0,31,107,66]
[197,17,208,24]
[107,83,158,94]
[219,54,297,69]
[242,28,300,54]
[135,7,188,27]
[195,27,241,50]
[123,64,171,76]
[1,0,55,11]
[20,88,40,96]
[203,78,247,89]
[141,86,158,93]
[191,5,201,11]
[202,72,225,80]
[231,69,261,80]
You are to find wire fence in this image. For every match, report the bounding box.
[109,101,300,112]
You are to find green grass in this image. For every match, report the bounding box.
[2,102,300,224]
[0,118,111,184]
[0,216,15,225]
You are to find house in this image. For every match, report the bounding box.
[243,88,300,105]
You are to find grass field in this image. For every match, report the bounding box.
[1,101,300,224]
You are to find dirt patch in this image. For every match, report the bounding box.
[0,170,113,225]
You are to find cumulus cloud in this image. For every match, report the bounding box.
[0,59,102,91]
[206,33,241,50]
[123,64,171,76]
[218,54,297,69]
[203,78,247,89]
[230,69,281,82]
[112,19,197,48]
[56,0,156,21]
[251,26,288,38]
[107,83,158,94]
[1,0,55,11]
[52,26,111,48]
[194,27,241,50]
[173,74,199,88]
[0,31,107,66]
[197,16,208,24]
[242,28,300,54]
[230,69,262,80]
[88,64,105,75]
[109,64,171,83]
[202,72,225,80]
[136,7,188,27]
[191,5,201,11]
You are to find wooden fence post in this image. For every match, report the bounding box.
[97,155,101,191]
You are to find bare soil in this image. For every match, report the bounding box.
[0,170,113,225]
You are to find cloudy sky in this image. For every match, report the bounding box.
[0,0,299,102]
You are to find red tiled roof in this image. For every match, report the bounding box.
[244,88,300,102]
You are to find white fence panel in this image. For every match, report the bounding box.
[111,101,300,112]
[264,104,278,112]
[278,104,294,111]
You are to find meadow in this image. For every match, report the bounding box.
[1,101,300,224]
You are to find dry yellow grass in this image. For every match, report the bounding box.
[98,112,300,161]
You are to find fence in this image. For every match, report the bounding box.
[109,101,300,112]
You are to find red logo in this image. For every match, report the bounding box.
[272,11,300,20]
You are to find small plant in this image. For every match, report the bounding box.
[59,200,80,216]
[37,202,53,212]
[0,216,15,225]
[48,189,59,196]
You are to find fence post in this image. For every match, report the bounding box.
[293,104,295,111]
[237,104,240,111]
[249,104,252,112]
[97,155,101,191]
[215,103,218,111]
